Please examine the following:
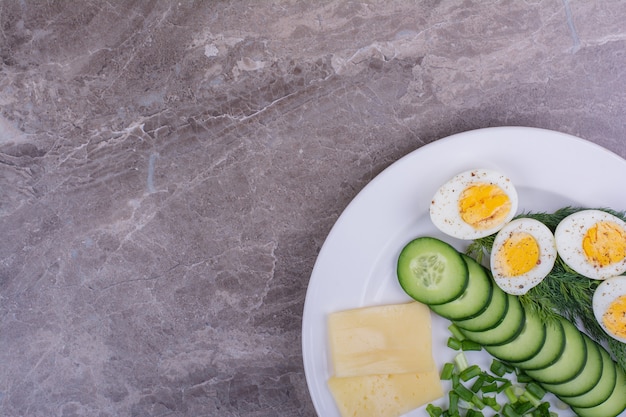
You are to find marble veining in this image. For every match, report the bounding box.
[1,1,626,416]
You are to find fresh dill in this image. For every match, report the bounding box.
[466,206,626,374]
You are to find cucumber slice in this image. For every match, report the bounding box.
[510,318,565,370]
[571,365,626,417]
[541,335,603,398]
[397,237,468,305]
[430,254,493,321]
[453,282,508,332]
[524,318,587,384]
[559,344,618,408]
[459,294,525,346]
[484,306,546,362]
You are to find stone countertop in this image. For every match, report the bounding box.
[1,2,625,416]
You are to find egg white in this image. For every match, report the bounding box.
[592,276,626,343]
[429,169,518,240]
[554,210,626,280]
[490,218,557,295]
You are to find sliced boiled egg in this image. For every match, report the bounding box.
[554,210,626,280]
[430,169,518,240]
[489,218,557,295]
[593,276,626,343]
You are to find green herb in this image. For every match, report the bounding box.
[489,359,512,377]
[461,339,483,351]
[441,362,456,380]
[429,346,554,417]
[466,206,626,373]
[460,364,482,382]
[448,337,463,350]
[449,323,467,341]
[427,403,443,417]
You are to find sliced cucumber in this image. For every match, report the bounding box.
[541,335,603,398]
[559,344,618,408]
[430,254,493,321]
[453,282,508,332]
[571,365,626,417]
[484,306,546,362]
[397,237,469,305]
[459,294,525,346]
[524,318,587,384]
[510,318,565,370]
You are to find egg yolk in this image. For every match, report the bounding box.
[495,232,540,276]
[603,295,626,339]
[582,221,626,267]
[458,183,511,230]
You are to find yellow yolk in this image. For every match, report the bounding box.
[603,295,626,339]
[458,183,511,230]
[495,232,540,277]
[582,221,626,267]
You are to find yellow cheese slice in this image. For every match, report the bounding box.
[328,302,435,377]
[328,370,444,417]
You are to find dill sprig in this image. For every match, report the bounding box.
[466,207,626,374]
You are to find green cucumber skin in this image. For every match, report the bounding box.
[540,335,603,398]
[452,282,508,332]
[559,344,618,408]
[396,237,468,305]
[458,294,525,346]
[508,316,565,371]
[542,334,603,397]
[571,365,626,417]
[429,254,493,321]
[484,310,546,363]
[524,318,588,385]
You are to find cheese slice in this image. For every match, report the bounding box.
[328,302,435,377]
[328,370,444,417]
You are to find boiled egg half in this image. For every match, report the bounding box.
[490,218,557,295]
[592,276,626,343]
[554,210,626,280]
[430,169,518,240]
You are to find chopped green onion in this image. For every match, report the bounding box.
[447,337,462,350]
[448,391,459,415]
[471,394,486,410]
[471,375,485,392]
[525,382,546,400]
[440,362,455,380]
[480,373,496,383]
[483,395,501,411]
[502,403,522,417]
[503,385,519,404]
[428,329,557,417]
[481,382,498,393]
[448,323,467,341]
[453,383,475,402]
[490,359,510,376]
[461,339,482,351]
[513,400,534,414]
[426,403,443,417]
[515,370,533,383]
[520,391,542,408]
[497,380,512,394]
[454,352,470,372]
[460,364,482,382]
[452,373,460,387]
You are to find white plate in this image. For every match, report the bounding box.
[302,126,626,417]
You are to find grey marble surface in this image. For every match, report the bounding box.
[1,1,626,416]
